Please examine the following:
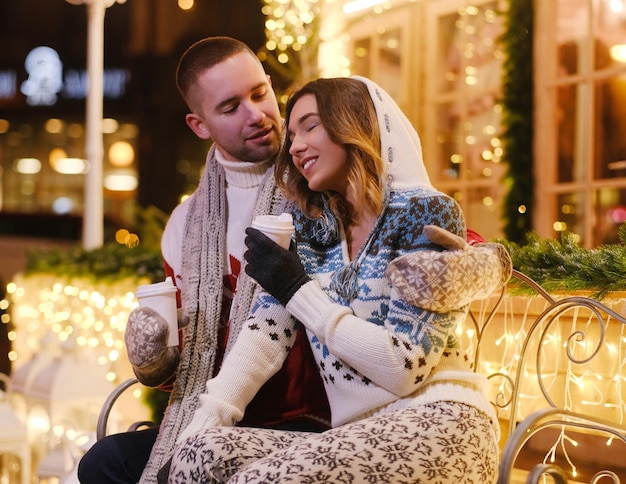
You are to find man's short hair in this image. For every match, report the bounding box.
[175,36,259,109]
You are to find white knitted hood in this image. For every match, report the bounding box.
[352,76,433,192]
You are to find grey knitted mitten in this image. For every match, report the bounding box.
[124,306,180,387]
[385,225,512,312]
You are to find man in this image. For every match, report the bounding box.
[78,36,331,484]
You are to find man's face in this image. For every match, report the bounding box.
[186,52,282,163]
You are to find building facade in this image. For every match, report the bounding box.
[1,0,625,247]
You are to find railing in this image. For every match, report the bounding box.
[468,269,626,482]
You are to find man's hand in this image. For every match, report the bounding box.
[124,306,180,387]
[244,227,310,306]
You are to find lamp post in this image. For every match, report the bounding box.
[65,0,126,250]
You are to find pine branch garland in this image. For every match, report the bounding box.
[23,205,166,283]
[501,223,626,299]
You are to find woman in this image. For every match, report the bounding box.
[167,77,502,483]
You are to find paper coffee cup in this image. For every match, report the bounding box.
[135,276,179,346]
[251,213,295,249]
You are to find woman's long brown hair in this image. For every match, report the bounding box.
[276,78,385,227]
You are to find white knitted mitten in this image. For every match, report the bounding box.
[174,394,238,446]
[124,306,180,387]
[385,225,512,312]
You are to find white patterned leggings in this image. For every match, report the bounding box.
[167,401,500,484]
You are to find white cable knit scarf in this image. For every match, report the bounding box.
[140,145,283,483]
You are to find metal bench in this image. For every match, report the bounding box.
[97,268,626,482]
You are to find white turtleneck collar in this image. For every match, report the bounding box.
[215,148,273,188]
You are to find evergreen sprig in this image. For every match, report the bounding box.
[501,223,626,299]
[499,0,534,242]
[23,204,166,283]
[24,242,164,283]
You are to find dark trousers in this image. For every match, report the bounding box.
[78,425,159,484]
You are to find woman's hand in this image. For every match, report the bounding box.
[244,227,310,305]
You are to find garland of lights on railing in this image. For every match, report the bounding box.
[465,280,626,479]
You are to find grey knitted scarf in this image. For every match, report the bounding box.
[140,145,283,483]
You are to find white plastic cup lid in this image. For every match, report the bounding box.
[252,213,294,231]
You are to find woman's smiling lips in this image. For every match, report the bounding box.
[301,155,317,174]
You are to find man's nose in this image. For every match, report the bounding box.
[244,102,266,124]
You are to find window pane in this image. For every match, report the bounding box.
[557,81,587,183]
[352,38,371,78]
[465,93,503,178]
[594,0,626,70]
[556,0,590,74]
[436,3,503,94]
[435,101,462,180]
[377,29,403,105]
[594,77,626,180]
[556,192,584,238]
[464,187,504,240]
[437,11,460,94]
[555,189,626,245]
[594,187,626,244]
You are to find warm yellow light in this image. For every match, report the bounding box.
[104,172,138,191]
[343,0,385,14]
[15,158,41,174]
[102,118,120,134]
[178,0,194,10]
[609,0,624,13]
[108,141,135,167]
[610,44,626,63]
[116,229,130,244]
[45,118,64,134]
[48,148,67,168]
[52,157,88,174]
[28,406,50,434]
[67,123,84,138]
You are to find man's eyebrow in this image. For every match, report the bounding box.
[214,82,268,111]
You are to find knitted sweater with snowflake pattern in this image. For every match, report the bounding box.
[284,188,497,427]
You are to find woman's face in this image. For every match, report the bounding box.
[287,94,349,196]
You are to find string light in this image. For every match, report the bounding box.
[467,288,626,476]
[261,0,324,81]
[8,274,146,392]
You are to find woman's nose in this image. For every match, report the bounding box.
[289,134,305,156]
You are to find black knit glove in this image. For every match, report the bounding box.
[244,227,310,306]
